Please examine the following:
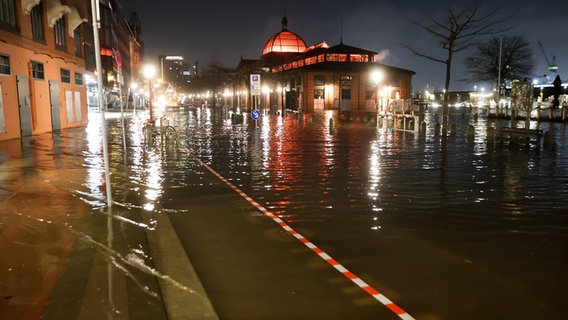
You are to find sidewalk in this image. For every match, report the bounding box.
[41,150,396,319]
[1,127,399,319]
[153,153,397,319]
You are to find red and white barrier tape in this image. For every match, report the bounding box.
[178,139,414,320]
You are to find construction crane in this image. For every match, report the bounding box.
[538,41,558,82]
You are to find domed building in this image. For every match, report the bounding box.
[262,17,307,56]
[236,16,415,115]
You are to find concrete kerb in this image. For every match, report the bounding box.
[141,211,219,320]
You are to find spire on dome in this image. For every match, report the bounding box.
[262,16,307,55]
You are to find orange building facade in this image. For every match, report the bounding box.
[0,0,89,141]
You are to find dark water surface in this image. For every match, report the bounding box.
[174,107,567,319]
[1,107,566,319]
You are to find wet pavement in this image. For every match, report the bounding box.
[1,107,567,319]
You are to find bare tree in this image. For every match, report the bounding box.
[464,35,535,87]
[404,3,509,134]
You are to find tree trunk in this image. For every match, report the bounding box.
[442,53,452,139]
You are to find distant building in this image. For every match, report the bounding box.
[85,0,143,107]
[159,55,185,88]
[233,16,415,114]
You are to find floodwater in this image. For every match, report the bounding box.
[1,106,567,319]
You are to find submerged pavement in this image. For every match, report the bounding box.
[0,117,406,319]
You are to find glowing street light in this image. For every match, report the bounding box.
[370,69,384,112]
[143,64,157,124]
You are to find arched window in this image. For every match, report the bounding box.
[0,0,17,31]
[54,16,66,50]
[30,3,44,42]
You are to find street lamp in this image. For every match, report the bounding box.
[371,69,384,113]
[143,64,157,125]
[130,82,138,114]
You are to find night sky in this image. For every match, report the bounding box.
[122,0,567,92]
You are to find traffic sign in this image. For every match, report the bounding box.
[251,109,261,120]
[250,74,261,96]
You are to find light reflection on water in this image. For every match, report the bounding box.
[174,106,567,317]
[1,106,567,319]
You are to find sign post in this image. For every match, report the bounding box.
[250,74,261,96]
[250,74,261,127]
[250,74,261,111]
[251,109,261,127]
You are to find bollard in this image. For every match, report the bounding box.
[421,121,427,133]
[329,117,334,130]
[378,116,383,128]
[450,124,457,136]
[434,122,441,136]
[467,125,475,140]
[487,126,495,144]
[231,113,244,124]
[387,116,394,128]
[544,131,553,146]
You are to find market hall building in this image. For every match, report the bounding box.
[237,17,415,115]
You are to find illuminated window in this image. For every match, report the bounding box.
[0,54,10,75]
[54,17,66,50]
[75,72,83,85]
[350,54,368,62]
[60,68,71,83]
[31,61,44,80]
[31,4,44,42]
[305,57,316,65]
[314,76,325,100]
[326,54,347,62]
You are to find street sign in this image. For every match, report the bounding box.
[251,109,261,120]
[250,74,261,96]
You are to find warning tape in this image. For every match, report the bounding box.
[177,138,414,320]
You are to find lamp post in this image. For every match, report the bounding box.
[143,64,157,125]
[371,69,384,113]
[130,82,138,114]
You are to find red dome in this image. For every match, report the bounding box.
[262,17,307,55]
[262,31,307,55]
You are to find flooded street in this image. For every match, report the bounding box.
[1,107,567,319]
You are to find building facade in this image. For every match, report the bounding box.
[0,0,143,141]
[0,0,90,141]
[235,17,415,115]
[85,0,142,109]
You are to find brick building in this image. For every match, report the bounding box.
[235,16,415,115]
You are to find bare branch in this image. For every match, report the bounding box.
[400,44,446,64]
[404,2,512,94]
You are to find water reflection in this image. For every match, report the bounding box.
[1,106,566,319]
[0,132,89,320]
[178,106,567,318]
